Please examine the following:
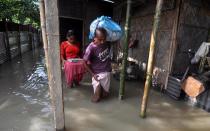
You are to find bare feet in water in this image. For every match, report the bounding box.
[91,86,102,103]
[91,86,109,103]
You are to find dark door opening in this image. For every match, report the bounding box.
[59,17,83,47]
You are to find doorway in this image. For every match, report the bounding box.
[59,17,83,47]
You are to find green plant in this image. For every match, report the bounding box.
[0,0,40,28]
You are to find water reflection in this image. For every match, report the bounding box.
[0,49,53,131]
[12,52,51,113]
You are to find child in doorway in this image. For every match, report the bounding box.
[83,28,111,102]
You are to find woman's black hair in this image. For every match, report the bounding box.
[66,30,75,38]
[94,27,107,38]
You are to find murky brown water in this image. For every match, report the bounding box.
[1,48,210,131]
[0,49,53,131]
[64,71,210,131]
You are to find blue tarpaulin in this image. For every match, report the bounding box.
[89,16,123,42]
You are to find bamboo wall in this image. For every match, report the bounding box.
[57,0,210,87]
[113,0,177,85]
[59,0,84,19]
[172,0,210,74]
[114,0,210,86]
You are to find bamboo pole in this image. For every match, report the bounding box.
[140,0,164,118]
[119,0,132,100]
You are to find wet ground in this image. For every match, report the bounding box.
[1,49,210,131]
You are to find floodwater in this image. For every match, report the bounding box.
[64,72,210,131]
[0,49,53,131]
[1,48,210,131]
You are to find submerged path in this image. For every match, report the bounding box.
[0,49,53,131]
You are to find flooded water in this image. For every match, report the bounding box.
[65,77,210,131]
[1,48,210,131]
[0,49,54,131]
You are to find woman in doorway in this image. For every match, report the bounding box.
[60,30,85,88]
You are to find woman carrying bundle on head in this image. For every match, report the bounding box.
[60,30,85,88]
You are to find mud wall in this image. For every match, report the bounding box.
[172,0,210,74]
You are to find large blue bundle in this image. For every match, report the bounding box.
[89,16,123,42]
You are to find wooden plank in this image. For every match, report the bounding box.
[17,25,22,56]
[43,0,65,130]
[28,26,33,50]
[82,0,87,50]
[165,0,182,89]
[180,23,209,30]
[4,22,11,60]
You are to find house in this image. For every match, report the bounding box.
[41,0,210,130]
[58,0,210,86]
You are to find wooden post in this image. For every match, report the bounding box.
[82,0,87,51]
[39,0,65,131]
[17,25,22,56]
[4,21,11,60]
[28,25,33,50]
[165,0,182,89]
[140,0,164,118]
[119,0,132,100]
[39,0,53,103]
[39,0,49,70]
